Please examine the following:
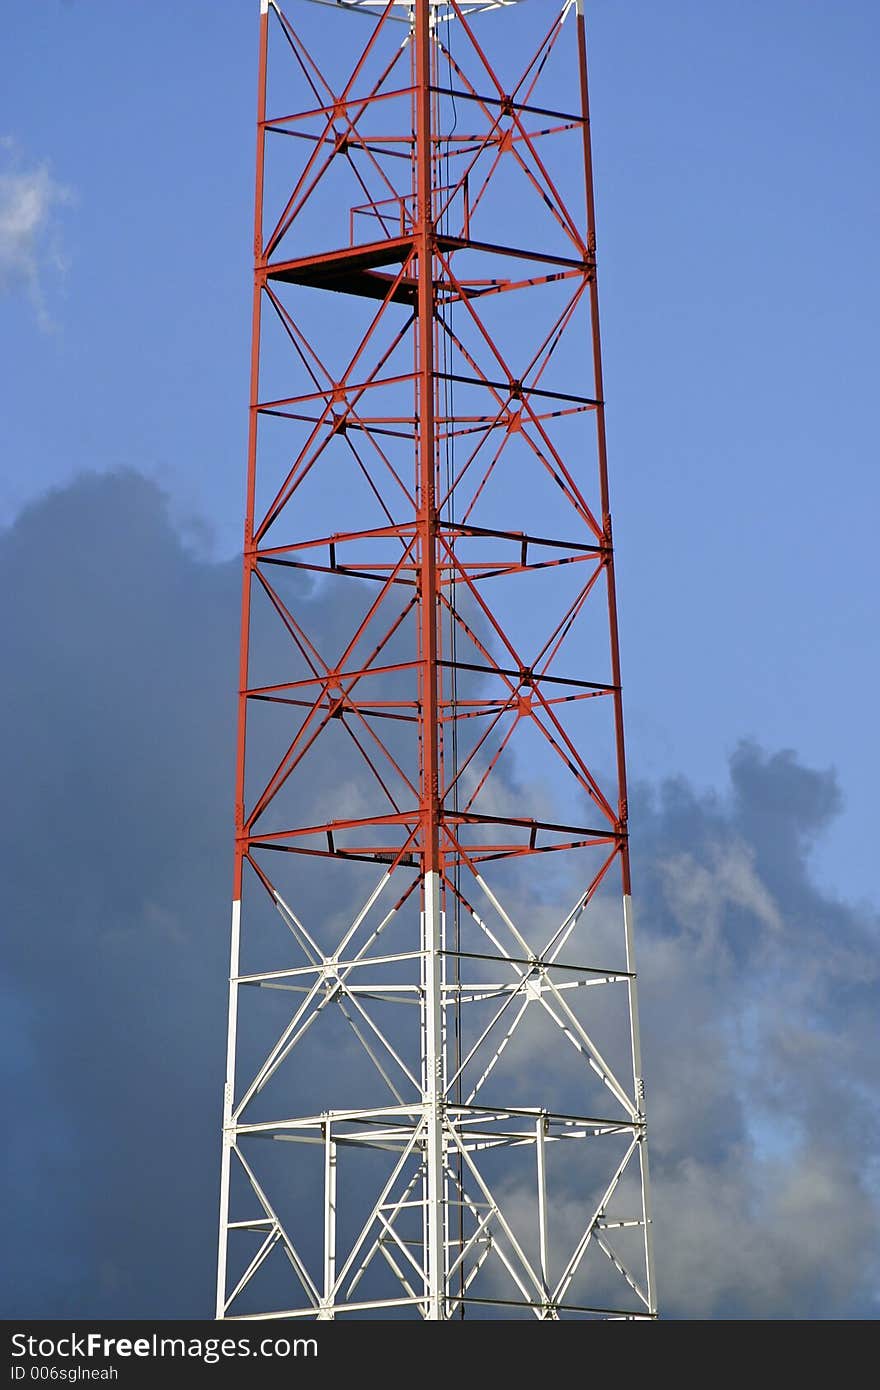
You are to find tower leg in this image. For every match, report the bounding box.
[422,870,445,1319]
[215,897,241,1320]
[319,1122,337,1319]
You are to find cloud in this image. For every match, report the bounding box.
[0,472,877,1318]
[652,1148,874,1319]
[0,142,72,326]
[631,758,880,1316]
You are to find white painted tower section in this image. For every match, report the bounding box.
[421,870,446,1319]
[216,898,241,1320]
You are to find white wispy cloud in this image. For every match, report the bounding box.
[0,141,72,327]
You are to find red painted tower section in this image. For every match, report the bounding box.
[217,0,656,1321]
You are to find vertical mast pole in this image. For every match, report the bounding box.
[414,0,445,1322]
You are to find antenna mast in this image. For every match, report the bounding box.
[217,0,657,1320]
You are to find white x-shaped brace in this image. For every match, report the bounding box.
[225,1112,648,1317]
[233,865,638,1124]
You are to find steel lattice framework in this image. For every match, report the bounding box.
[217,0,657,1320]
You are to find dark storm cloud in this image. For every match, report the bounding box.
[0,472,237,1316]
[1,473,877,1318]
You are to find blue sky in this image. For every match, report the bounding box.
[1,1,878,1319]
[3,0,877,909]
